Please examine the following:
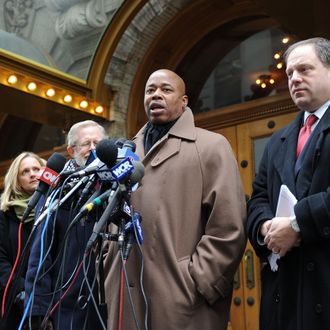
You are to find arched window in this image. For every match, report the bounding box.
[177,23,296,114]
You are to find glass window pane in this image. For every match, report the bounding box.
[195,27,294,114]
[253,136,270,176]
[0,0,125,80]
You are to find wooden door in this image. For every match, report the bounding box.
[213,111,297,330]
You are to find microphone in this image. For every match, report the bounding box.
[85,187,122,251]
[105,139,141,183]
[78,188,113,216]
[75,174,98,209]
[33,175,90,227]
[60,158,104,178]
[128,160,144,191]
[59,139,118,178]
[85,160,145,251]
[80,161,144,216]
[96,139,140,183]
[60,139,138,181]
[123,212,143,260]
[129,161,144,183]
[117,140,139,161]
[114,137,126,148]
[22,153,66,222]
[123,140,136,152]
[95,139,119,167]
[58,140,141,187]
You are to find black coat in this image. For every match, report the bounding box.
[247,107,330,330]
[25,197,104,330]
[0,208,33,330]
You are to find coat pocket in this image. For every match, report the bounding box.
[177,256,203,309]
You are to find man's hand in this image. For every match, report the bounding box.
[260,220,272,237]
[264,217,301,257]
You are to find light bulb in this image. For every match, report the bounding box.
[277,62,283,69]
[46,88,55,97]
[79,100,88,109]
[63,94,72,103]
[95,105,104,114]
[27,82,37,91]
[7,75,18,84]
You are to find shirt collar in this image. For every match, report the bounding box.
[304,100,330,123]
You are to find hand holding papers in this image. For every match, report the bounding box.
[268,185,297,271]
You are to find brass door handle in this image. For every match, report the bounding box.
[233,267,240,290]
[244,249,255,289]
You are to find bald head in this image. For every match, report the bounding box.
[148,69,186,93]
[144,69,188,124]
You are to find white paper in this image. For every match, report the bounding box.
[268,185,297,271]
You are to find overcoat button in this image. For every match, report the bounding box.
[275,293,280,303]
[315,304,323,314]
[323,227,330,236]
[306,262,315,271]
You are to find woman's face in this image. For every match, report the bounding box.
[17,157,41,195]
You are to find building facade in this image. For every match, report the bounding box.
[0,1,328,329]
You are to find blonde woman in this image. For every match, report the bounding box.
[0,152,43,330]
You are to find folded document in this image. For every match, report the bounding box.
[268,184,297,271]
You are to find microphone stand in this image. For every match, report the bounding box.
[86,180,133,328]
[34,175,89,228]
[97,234,108,326]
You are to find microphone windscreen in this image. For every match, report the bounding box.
[96,139,118,168]
[115,137,126,148]
[123,140,136,152]
[130,161,145,185]
[46,152,67,173]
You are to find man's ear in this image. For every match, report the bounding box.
[183,95,188,108]
[67,145,75,158]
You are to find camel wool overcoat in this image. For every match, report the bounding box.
[104,108,246,330]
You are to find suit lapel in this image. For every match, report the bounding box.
[295,106,330,199]
[273,113,302,196]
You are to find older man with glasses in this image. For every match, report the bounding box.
[66,120,106,167]
[23,120,107,330]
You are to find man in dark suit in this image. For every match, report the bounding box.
[247,37,330,330]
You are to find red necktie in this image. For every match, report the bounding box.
[296,114,318,157]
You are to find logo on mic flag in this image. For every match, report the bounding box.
[38,167,60,187]
[111,158,134,181]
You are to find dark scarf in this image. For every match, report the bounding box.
[7,191,35,223]
[144,120,177,154]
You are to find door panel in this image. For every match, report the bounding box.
[214,126,245,330]
[217,111,297,330]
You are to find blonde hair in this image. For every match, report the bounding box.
[0,152,44,211]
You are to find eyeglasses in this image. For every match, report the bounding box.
[73,140,99,148]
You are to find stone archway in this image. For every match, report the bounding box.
[103,0,272,137]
